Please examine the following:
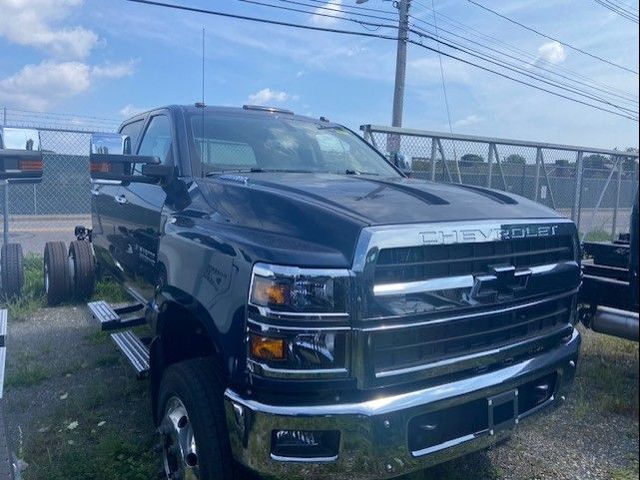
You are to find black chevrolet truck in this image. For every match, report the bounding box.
[44,105,581,479]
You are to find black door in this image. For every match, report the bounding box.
[91,118,145,281]
[117,114,173,300]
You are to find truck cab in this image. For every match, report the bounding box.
[82,104,581,480]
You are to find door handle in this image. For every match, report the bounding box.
[115,194,128,205]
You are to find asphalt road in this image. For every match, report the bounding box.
[1,216,90,256]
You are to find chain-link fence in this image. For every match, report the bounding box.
[362,124,639,241]
[1,107,120,254]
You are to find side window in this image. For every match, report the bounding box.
[119,120,145,151]
[136,115,172,174]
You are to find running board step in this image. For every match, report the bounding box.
[111,331,150,379]
[88,300,146,331]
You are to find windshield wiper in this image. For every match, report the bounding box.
[344,169,380,176]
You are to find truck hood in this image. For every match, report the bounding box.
[191,173,561,266]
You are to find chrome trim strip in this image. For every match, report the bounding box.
[248,318,351,332]
[372,262,571,297]
[270,454,339,463]
[360,288,579,332]
[248,359,349,379]
[412,433,483,458]
[253,306,349,319]
[374,275,473,296]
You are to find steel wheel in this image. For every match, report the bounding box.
[161,396,201,480]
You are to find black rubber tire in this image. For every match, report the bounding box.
[44,241,71,306]
[69,241,96,300]
[158,358,234,480]
[1,243,24,298]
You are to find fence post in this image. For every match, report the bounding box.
[430,138,437,181]
[1,106,7,248]
[611,155,623,238]
[487,143,494,188]
[572,151,584,231]
[534,147,542,202]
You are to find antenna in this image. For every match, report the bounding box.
[202,27,205,108]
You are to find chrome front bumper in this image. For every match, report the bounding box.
[224,330,580,479]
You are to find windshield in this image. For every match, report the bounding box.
[188,113,399,177]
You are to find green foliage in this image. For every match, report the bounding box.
[5,253,45,322]
[504,154,526,165]
[460,153,485,164]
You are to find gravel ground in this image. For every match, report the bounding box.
[3,304,639,480]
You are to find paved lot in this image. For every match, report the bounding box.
[1,216,90,255]
[2,301,638,480]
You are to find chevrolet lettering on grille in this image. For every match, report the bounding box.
[419,225,560,245]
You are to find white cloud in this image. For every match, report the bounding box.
[119,104,148,117]
[310,0,344,26]
[537,41,567,65]
[0,0,99,59]
[453,114,483,128]
[247,88,298,105]
[0,60,135,110]
[92,60,137,79]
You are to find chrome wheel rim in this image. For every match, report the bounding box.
[161,397,200,480]
[44,263,49,294]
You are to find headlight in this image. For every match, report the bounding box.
[247,263,351,379]
[249,264,350,314]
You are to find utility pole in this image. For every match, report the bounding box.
[357,0,411,128]
[392,0,411,128]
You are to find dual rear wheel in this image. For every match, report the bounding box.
[1,243,24,298]
[44,240,96,305]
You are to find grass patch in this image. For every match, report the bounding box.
[573,327,639,420]
[5,353,51,389]
[611,460,639,480]
[92,279,130,304]
[583,229,612,242]
[6,253,45,321]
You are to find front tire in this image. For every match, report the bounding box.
[1,243,24,298]
[157,358,234,480]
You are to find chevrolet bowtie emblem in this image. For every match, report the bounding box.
[468,264,532,304]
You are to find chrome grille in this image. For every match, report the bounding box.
[370,297,571,376]
[375,236,574,285]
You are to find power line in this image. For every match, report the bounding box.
[593,0,639,22]
[466,0,639,75]
[122,0,638,121]
[241,0,638,112]
[411,0,638,101]
[408,24,639,116]
[407,9,639,107]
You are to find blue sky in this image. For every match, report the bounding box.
[0,0,638,149]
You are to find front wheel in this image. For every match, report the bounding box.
[157,358,235,480]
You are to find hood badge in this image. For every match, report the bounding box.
[465,264,533,305]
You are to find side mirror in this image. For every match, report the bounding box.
[0,127,43,183]
[393,152,412,177]
[89,133,170,184]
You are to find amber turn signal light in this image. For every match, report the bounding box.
[19,159,43,171]
[251,277,288,306]
[90,162,112,173]
[250,334,286,361]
